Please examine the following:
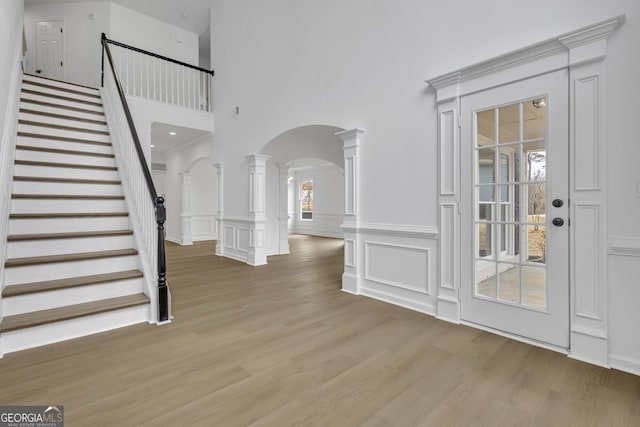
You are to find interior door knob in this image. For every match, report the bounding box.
[552,217,564,227]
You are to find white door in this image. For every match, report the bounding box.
[460,69,569,348]
[35,21,64,79]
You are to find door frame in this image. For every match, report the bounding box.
[427,16,623,366]
[459,70,570,349]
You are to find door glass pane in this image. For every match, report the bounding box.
[522,266,546,308]
[499,103,520,144]
[523,98,547,140]
[476,261,497,298]
[478,148,496,184]
[525,225,546,265]
[477,109,496,145]
[474,98,548,310]
[498,263,520,303]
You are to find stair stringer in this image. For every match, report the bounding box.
[0,38,24,325]
[101,86,167,325]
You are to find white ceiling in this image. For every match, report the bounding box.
[151,122,211,153]
[24,0,211,35]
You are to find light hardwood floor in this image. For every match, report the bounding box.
[1,234,639,426]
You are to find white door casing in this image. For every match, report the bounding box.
[35,21,64,79]
[428,15,623,365]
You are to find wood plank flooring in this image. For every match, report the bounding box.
[1,234,639,426]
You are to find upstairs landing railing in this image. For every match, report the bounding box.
[101,33,171,322]
[101,34,214,112]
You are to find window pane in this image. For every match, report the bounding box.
[523,98,547,140]
[499,103,520,144]
[477,109,496,146]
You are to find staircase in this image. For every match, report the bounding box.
[0,74,151,356]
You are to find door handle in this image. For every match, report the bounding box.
[35,69,42,74]
[552,217,564,227]
[552,199,564,208]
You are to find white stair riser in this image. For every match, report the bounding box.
[11,198,126,214]
[9,216,130,234]
[0,305,150,356]
[13,164,119,180]
[3,278,144,316]
[20,93,103,114]
[13,181,123,196]
[19,100,106,122]
[7,234,134,258]
[4,255,139,286]
[17,135,113,154]
[19,112,108,132]
[21,85,102,105]
[18,124,111,143]
[15,149,116,167]
[22,77,100,97]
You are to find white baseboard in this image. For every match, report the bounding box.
[609,354,640,376]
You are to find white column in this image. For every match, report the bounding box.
[278,163,291,254]
[247,154,270,266]
[335,128,364,294]
[214,163,224,256]
[179,172,193,246]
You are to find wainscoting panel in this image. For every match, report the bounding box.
[293,213,343,239]
[221,219,252,263]
[192,214,217,241]
[365,242,429,294]
[356,225,438,316]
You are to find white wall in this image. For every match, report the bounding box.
[211,0,640,373]
[190,159,218,241]
[290,166,344,238]
[110,3,198,66]
[24,1,110,87]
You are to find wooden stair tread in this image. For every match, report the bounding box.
[12,194,124,200]
[22,88,103,107]
[14,160,117,171]
[18,131,111,146]
[0,294,149,333]
[19,120,109,136]
[23,73,99,91]
[20,108,107,126]
[5,248,139,267]
[3,269,143,297]
[22,79,101,99]
[13,176,120,185]
[10,212,129,219]
[8,229,133,241]
[16,145,115,158]
[20,98,105,116]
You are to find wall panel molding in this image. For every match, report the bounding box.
[364,241,430,295]
[609,237,640,257]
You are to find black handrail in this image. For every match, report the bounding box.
[101,33,169,323]
[102,34,214,76]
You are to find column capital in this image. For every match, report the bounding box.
[246,154,271,165]
[335,128,365,149]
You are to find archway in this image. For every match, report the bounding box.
[260,125,345,256]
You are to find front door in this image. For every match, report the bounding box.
[35,21,64,79]
[460,69,569,348]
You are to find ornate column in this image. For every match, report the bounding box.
[179,172,193,246]
[277,163,291,254]
[335,128,365,294]
[214,163,224,256]
[247,154,270,266]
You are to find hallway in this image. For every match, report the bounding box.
[0,235,638,425]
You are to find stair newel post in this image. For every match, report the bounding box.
[156,196,169,322]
